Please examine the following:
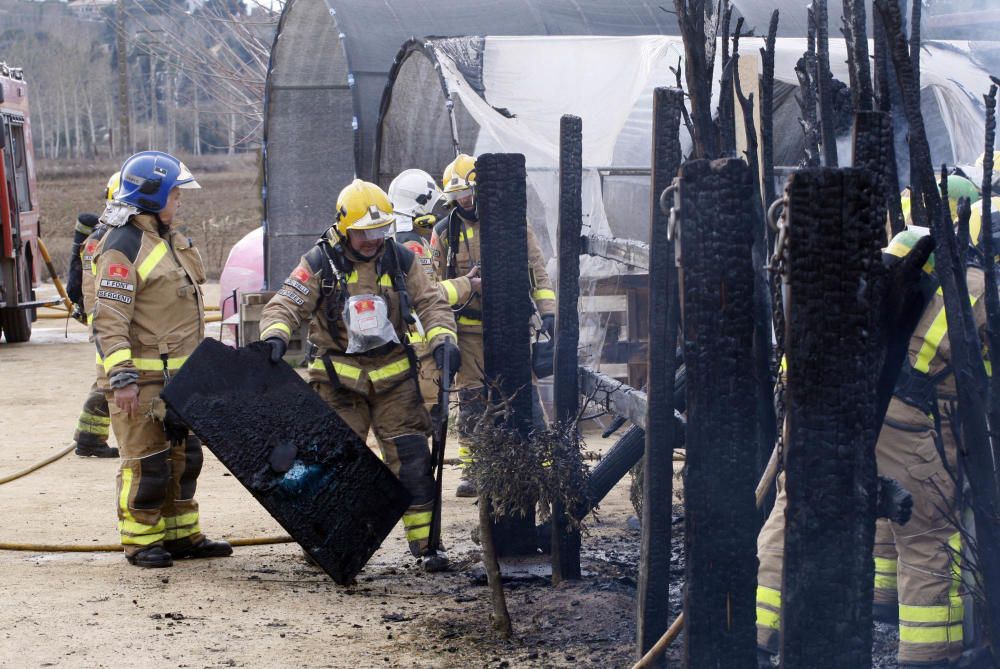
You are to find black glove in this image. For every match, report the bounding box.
[265,337,287,364]
[66,252,83,306]
[876,475,913,525]
[162,406,189,444]
[540,314,555,338]
[433,338,461,375]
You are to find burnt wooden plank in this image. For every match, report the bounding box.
[161,339,411,586]
[636,86,683,664]
[678,158,759,669]
[477,152,537,556]
[781,168,884,667]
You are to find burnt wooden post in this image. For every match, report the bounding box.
[677,158,759,668]
[760,9,779,218]
[781,167,885,668]
[552,114,583,582]
[872,9,905,235]
[635,87,684,664]
[477,152,537,556]
[852,111,891,245]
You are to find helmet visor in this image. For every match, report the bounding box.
[348,222,395,241]
[176,162,201,190]
[444,186,474,203]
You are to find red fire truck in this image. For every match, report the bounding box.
[0,62,41,343]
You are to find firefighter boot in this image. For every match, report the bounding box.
[757,649,776,668]
[408,540,449,573]
[74,441,120,458]
[455,476,477,498]
[167,537,233,560]
[126,545,173,568]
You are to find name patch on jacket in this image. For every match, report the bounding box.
[277,288,305,306]
[283,278,311,295]
[97,289,133,304]
[100,279,135,292]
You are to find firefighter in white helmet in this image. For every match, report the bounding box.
[259,179,460,572]
[389,168,478,408]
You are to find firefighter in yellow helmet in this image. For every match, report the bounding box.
[430,154,556,497]
[259,179,460,572]
[756,229,988,668]
[93,151,231,568]
[66,171,121,458]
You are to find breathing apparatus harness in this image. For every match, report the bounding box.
[312,230,420,391]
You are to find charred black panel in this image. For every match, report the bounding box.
[678,158,759,669]
[161,339,411,586]
[780,168,883,668]
[477,152,537,556]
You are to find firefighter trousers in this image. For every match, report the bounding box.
[74,381,110,447]
[312,379,436,555]
[755,398,964,664]
[107,383,204,556]
[454,329,547,469]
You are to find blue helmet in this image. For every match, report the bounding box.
[115,151,200,213]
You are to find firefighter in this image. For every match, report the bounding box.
[67,173,120,458]
[93,151,231,568]
[389,168,477,408]
[755,228,987,668]
[258,178,460,572]
[430,153,556,497]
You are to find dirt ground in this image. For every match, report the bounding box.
[0,282,654,669]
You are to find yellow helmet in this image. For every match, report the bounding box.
[442,153,477,198]
[975,151,1000,168]
[334,179,395,238]
[968,196,1000,248]
[106,171,121,202]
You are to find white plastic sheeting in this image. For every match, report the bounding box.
[379,36,994,256]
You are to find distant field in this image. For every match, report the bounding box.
[35,153,262,279]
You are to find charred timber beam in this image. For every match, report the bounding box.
[579,366,648,432]
[815,0,839,167]
[875,0,941,230]
[733,69,779,515]
[781,167,884,668]
[677,158,759,668]
[553,114,583,582]
[760,9,780,218]
[933,167,1000,666]
[581,235,650,270]
[636,86,684,664]
[872,9,905,235]
[674,0,719,159]
[845,0,874,111]
[477,152,537,556]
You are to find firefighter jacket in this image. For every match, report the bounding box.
[66,214,99,306]
[430,210,555,331]
[91,213,206,390]
[893,265,989,415]
[396,229,473,346]
[259,236,458,395]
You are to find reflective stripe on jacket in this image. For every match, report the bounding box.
[430,211,555,330]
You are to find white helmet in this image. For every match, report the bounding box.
[388,169,445,233]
